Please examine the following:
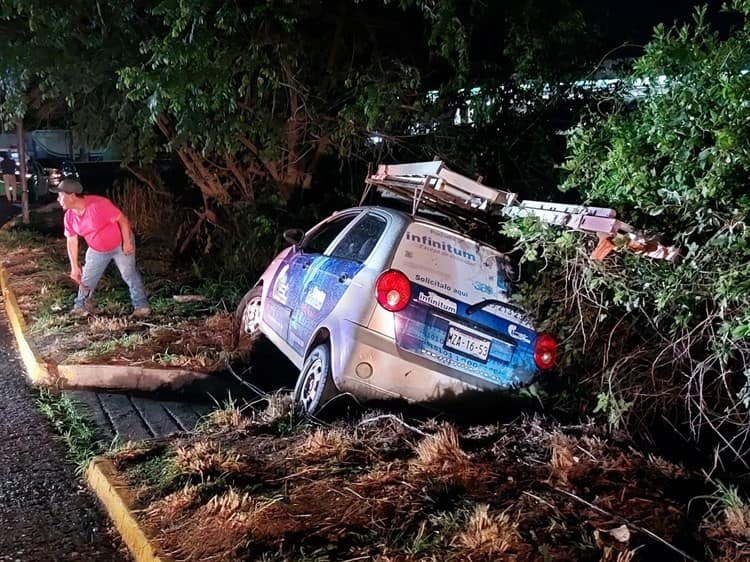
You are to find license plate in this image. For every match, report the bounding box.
[444,326,491,361]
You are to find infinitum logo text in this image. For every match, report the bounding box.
[405,231,477,262]
[418,291,457,314]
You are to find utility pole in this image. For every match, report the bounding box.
[16,120,28,224]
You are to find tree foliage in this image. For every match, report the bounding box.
[0,1,617,198]
[510,2,750,465]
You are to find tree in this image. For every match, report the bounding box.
[0,0,653,265]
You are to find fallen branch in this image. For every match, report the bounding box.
[357,414,427,436]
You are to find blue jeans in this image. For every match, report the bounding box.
[75,238,148,310]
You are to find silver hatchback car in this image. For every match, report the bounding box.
[237,203,557,416]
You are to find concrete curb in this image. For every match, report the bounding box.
[57,364,216,392]
[0,264,50,384]
[87,458,167,562]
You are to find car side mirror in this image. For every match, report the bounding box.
[283,228,305,247]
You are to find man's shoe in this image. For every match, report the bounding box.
[132,307,151,318]
[70,307,89,318]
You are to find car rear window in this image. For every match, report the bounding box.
[392,222,511,304]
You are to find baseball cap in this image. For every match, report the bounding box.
[49,178,83,194]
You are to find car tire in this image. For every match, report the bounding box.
[235,286,264,345]
[294,343,337,417]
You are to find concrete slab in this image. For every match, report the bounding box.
[160,400,208,432]
[57,364,217,393]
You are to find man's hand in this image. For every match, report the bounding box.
[122,238,135,255]
[70,266,82,285]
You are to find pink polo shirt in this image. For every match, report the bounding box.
[64,195,123,252]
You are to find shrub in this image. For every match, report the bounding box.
[509,3,750,465]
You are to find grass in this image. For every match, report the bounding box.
[34,388,105,475]
[697,479,750,540]
[0,227,48,249]
[65,333,145,363]
[123,451,183,495]
[198,393,256,433]
[0,219,246,374]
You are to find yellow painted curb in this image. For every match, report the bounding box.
[87,458,168,562]
[0,264,50,384]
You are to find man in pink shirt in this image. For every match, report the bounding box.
[51,178,150,317]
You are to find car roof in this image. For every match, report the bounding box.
[333,205,497,247]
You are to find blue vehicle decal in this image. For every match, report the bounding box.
[394,283,537,387]
[472,280,494,295]
[287,255,365,355]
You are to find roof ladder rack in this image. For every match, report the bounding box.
[364,160,679,261]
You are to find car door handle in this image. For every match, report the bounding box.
[338,273,349,283]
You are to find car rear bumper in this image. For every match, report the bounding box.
[336,321,507,403]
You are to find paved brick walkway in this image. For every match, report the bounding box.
[64,390,213,442]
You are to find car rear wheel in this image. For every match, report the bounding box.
[295,343,337,417]
[236,286,263,345]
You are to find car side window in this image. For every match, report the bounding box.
[329,213,387,262]
[302,214,358,254]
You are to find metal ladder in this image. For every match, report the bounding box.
[362,160,679,261]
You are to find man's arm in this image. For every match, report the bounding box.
[66,235,82,285]
[116,212,135,255]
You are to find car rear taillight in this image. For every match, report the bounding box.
[534,333,557,370]
[375,269,411,312]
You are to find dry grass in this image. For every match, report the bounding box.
[455,504,521,559]
[203,392,294,432]
[111,415,712,561]
[549,432,578,483]
[725,503,750,538]
[157,490,279,561]
[699,482,750,561]
[413,425,469,472]
[259,391,293,424]
[174,440,252,477]
[110,442,164,467]
[297,428,353,462]
[110,177,178,241]
[144,484,203,526]
[88,316,130,333]
[599,547,636,562]
[205,402,255,433]
[647,453,688,478]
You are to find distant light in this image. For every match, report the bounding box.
[368,135,383,145]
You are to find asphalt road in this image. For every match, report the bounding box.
[0,308,129,561]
